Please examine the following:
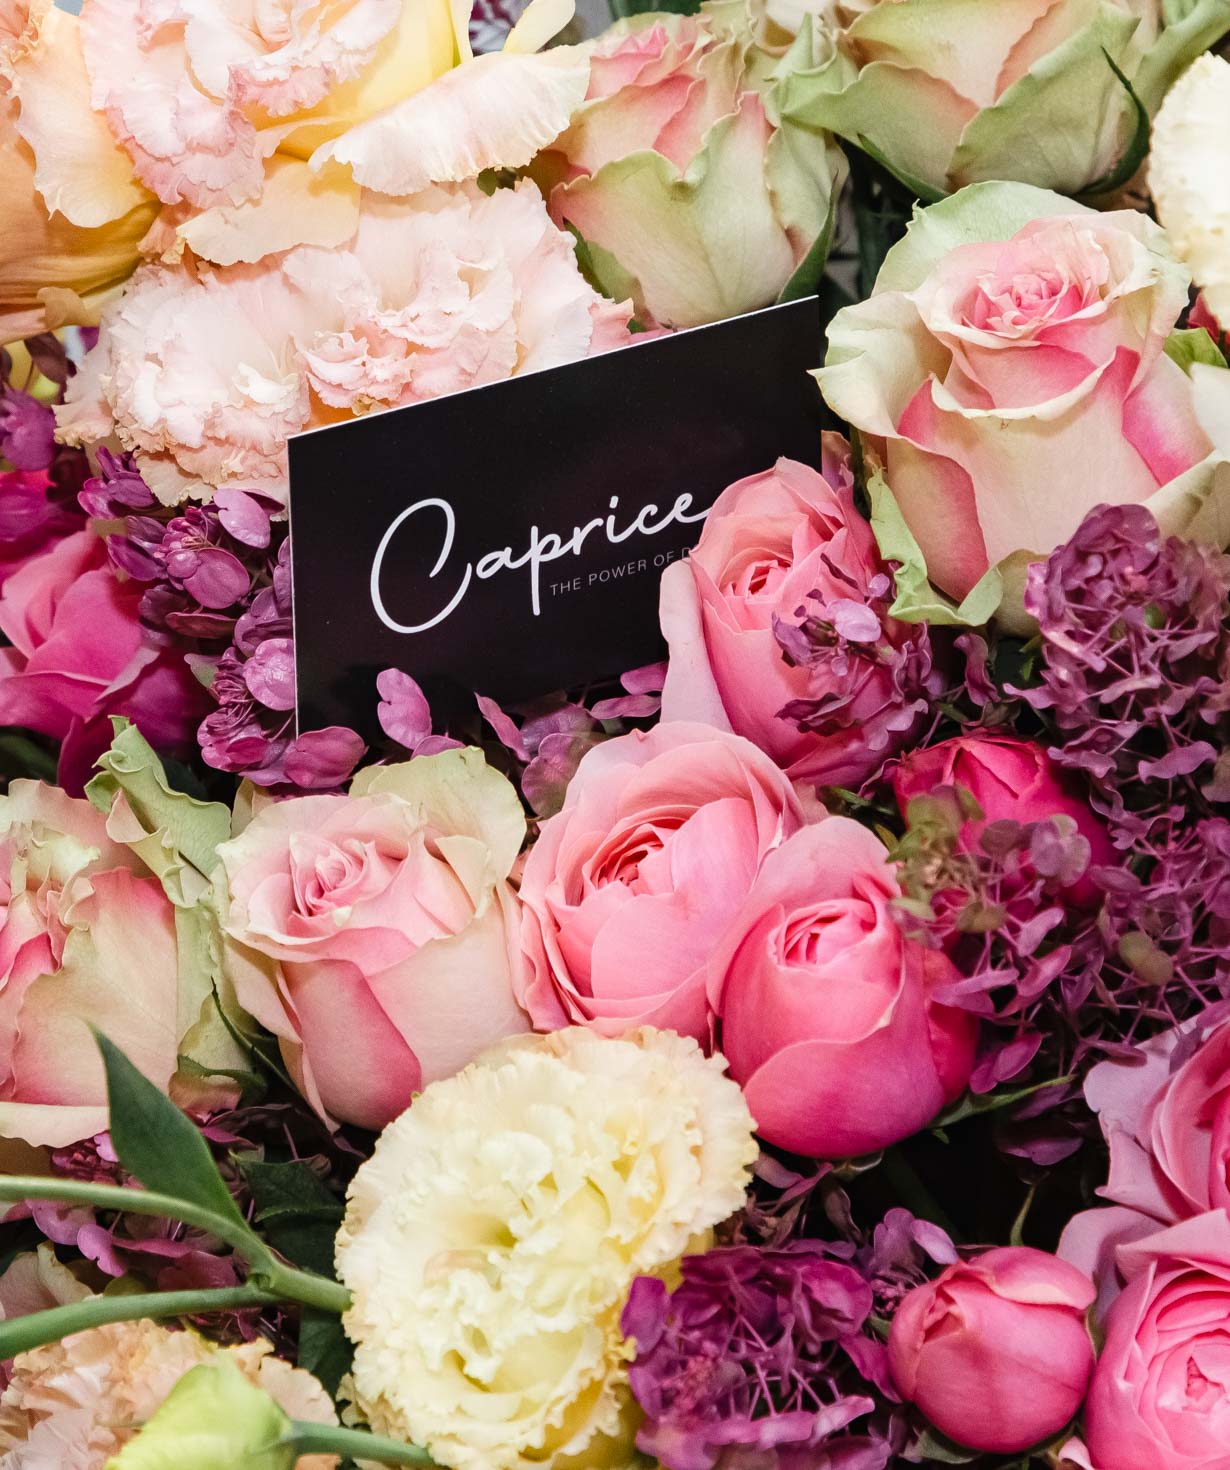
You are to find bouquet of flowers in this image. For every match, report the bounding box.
[3,0,1230,1466]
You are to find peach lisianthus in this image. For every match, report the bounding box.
[0,0,155,342]
[43,0,589,266]
[57,181,638,505]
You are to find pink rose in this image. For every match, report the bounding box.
[888,1247,1095,1454]
[0,781,187,1147]
[661,445,938,789]
[893,733,1115,900]
[819,188,1218,612]
[710,818,976,1157]
[1082,1211,1230,1470]
[218,748,531,1132]
[1061,1021,1230,1298]
[517,721,806,1043]
[0,528,208,792]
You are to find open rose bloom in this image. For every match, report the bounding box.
[818,181,1230,617]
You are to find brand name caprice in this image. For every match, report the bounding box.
[370,492,708,635]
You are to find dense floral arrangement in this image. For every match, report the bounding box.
[4,0,1230,1467]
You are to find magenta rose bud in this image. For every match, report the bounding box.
[711,818,976,1158]
[888,1247,1096,1454]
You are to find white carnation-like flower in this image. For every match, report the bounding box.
[335,1027,758,1470]
[1150,52,1230,329]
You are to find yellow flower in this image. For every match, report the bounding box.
[0,1320,336,1469]
[336,1027,757,1470]
[0,0,155,344]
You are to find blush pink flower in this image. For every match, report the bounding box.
[710,817,976,1158]
[0,528,209,790]
[217,748,531,1132]
[58,182,638,504]
[517,721,807,1044]
[888,1247,1095,1454]
[660,441,934,788]
[818,184,1222,619]
[1081,1211,1230,1470]
[68,0,589,266]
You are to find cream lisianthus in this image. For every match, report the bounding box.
[1150,52,1230,332]
[335,1027,758,1470]
[0,1320,336,1469]
[29,0,590,267]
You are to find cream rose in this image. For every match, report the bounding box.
[335,1027,758,1470]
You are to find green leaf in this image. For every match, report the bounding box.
[298,1308,354,1399]
[0,728,58,782]
[777,175,839,304]
[867,469,1003,625]
[96,1031,248,1232]
[931,1075,1073,1132]
[1166,326,1228,374]
[1080,46,1149,197]
[910,1427,980,1464]
[237,1158,343,1279]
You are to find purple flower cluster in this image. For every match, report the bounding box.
[623,1243,893,1470]
[774,570,942,781]
[1020,503,1230,844]
[198,541,364,788]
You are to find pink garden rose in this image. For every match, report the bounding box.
[539,11,845,328]
[1080,1211,1230,1470]
[888,1247,1095,1454]
[0,527,208,792]
[218,748,531,1132]
[58,182,637,505]
[0,781,192,1146]
[661,443,936,788]
[818,184,1221,613]
[517,721,806,1044]
[710,817,976,1157]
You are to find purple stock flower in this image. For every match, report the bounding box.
[623,1244,892,1470]
[1018,502,1230,843]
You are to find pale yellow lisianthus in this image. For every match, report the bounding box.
[37,0,589,267]
[1150,52,1230,332]
[336,1027,758,1470]
[0,0,155,344]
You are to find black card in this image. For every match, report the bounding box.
[290,296,825,736]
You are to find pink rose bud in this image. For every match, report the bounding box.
[888,1247,1095,1454]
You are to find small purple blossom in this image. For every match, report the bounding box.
[623,1244,890,1470]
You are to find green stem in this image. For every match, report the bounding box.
[880,1147,963,1243]
[0,1176,350,1316]
[0,1284,277,1359]
[279,1423,438,1466]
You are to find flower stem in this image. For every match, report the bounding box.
[0,1284,277,1360]
[0,1176,351,1316]
[278,1423,438,1466]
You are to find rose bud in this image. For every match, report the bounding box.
[888,1246,1096,1453]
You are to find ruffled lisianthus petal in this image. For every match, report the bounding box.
[335,1027,757,1470]
[1149,52,1230,333]
[58,181,637,504]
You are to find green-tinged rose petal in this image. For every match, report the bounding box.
[553,93,814,327]
[1165,327,1227,374]
[765,115,847,300]
[1134,0,1230,113]
[106,1361,295,1470]
[867,468,1003,626]
[947,4,1141,193]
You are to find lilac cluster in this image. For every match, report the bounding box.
[622,1243,893,1470]
[774,570,942,779]
[1020,503,1230,843]
[198,541,364,788]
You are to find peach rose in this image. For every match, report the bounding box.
[57,181,637,504]
[711,818,976,1157]
[818,183,1223,617]
[218,748,531,1132]
[517,721,807,1044]
[660,441,936,787]
[0,0,155,341]
[62,0,589,265]
[0,781,206,1147]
